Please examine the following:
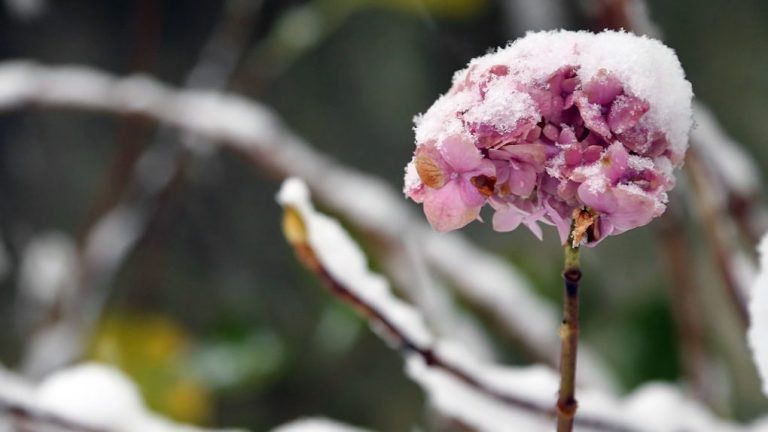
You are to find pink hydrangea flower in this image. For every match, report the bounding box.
[403,30,693,246]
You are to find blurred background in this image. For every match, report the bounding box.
[0,0,767,430]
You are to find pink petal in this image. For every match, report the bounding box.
[562,77,579,93]
[423,181,482,232]
[406,182,426,203]
[646,132,671,159]
[492,160,510,184]
[506,163,537,197]
[500,143,548,169]
[582,70,623,105]
[606,187,660,231]
[543,123,560,141]
[608,94,649,134]
[564,147,582,166]
[563,93,576,109]
[473,158,497,178]
[557,180,579,202]
[582,145,603,164]
[544,200,572,245]
[602,142,630,183]
[458,177,488,207]
[489,64,509,76]
[577,180,619,214]
[616,125,651,154]
[558,127,578,145]
[575,96,612,139]
[492,205,524,232]
[523,218,544,240]
[440,134,484,172]
[525,126,542,142]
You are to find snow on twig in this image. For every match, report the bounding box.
[278,178,435,349]
[748,234,768,398]
[691,102,768,244]
[277,177,765,432]
[17,232,79,313]
[269,418,372,432]
[686,149,753,325]
[691,103,762,200]
[0,363,246,432]
[278,178,567,430]
[0,60,612,387]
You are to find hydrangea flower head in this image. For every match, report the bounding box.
[404,30,693,245]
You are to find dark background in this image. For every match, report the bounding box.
[0,0,766,430]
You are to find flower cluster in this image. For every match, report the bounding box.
[404,30,693,245]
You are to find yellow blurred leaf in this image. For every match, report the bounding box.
[164,380,212,423]
[88,313,212,424]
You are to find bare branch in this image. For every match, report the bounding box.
[685,148,751,326]
[690,102,768,248]
[658,203,717,406]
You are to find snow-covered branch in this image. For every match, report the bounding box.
[278,178,605,431]
[0,60,612,387]
[691,102,768,246]
[0,363,246,432]
[277,177,765,432]
[686,148,753,325]
[748,233,768,398]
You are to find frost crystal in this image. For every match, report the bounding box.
[404,30,693,245]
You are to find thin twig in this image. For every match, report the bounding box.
[685,148,750,326]
[658,203,715,407]
[691,102,767,253]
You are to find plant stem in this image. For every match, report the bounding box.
[557,242,581,432]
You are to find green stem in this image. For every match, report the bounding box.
[557,242,581,432]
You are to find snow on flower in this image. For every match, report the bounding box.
[404,30,693,245]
